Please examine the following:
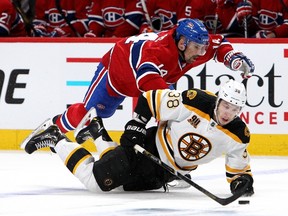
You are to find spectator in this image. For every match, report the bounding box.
[84,0,143,37]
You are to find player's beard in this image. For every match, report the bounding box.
[186,55,199,64]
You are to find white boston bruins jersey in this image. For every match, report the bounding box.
[143,89,252,183]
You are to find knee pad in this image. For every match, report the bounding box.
[92,146,132,191]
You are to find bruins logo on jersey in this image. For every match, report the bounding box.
[178,133,211,161]
[186,90,197,100]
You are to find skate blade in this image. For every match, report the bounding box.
[20,118,53,149]
[74,107,97,139]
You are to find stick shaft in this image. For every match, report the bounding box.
[134,144,248,206]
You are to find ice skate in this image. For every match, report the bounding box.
[75,108,112,144]
[21,120,66,154]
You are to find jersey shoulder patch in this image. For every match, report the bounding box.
[182,89,216,114]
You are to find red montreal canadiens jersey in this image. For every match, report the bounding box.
[88,0,143,37]
[140,0,189,32]
[188,0,251,35]
[251,0,288,37]
[0,0,27,36]
[101,28,234,97]
[33,0,91,36]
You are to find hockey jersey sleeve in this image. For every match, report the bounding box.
[224,120,252,183]
[209,34,234,62]
[112,0,143,37]
[225,146,252,183]
[87,0,105,36]
[57,0,90,36]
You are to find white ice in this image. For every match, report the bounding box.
[0,151,287,216]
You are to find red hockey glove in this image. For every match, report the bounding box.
[230,174,254,197]
[84,31,97,38]
[255,30,273,38]
[236,1,252,23]
[120,120,146,149]
[32,24,50,37]
[224,51,255,79]
[50,27,69,37]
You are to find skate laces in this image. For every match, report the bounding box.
[34,138,55,149]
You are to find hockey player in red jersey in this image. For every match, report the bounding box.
[251,0,288,38]
[32,0,91,37]
[84,0,143,37]
[188,0,256,37]
[139,0,190,33]
[20,18,255,158]
[0,0,27,37]
[49,18,254,135]
[21,79,254,197]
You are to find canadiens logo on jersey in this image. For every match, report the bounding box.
[102,7,125,27]
[155,9,175,30]
[178,133,212,161]
[257,9,283,30]
[203,15,223,32]
[47,9,67,27]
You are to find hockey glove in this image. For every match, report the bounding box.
[32,24,50,37]
[236,1,252,24]
[50,27,69,37]
[224,51,255,79]
[255,30,273,38]
[120,119,147,148]
[230,174,254,197]
[84,31,97,38]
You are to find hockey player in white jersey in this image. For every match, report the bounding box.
[21,79,254,196]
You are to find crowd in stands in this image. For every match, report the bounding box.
[1,0,288,38]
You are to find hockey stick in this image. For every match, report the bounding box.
[12,0,37,36]
[140,0,155,32]
[243,0,248,38]
[55,0,81,37]
[280,0,288,12]
[213,0,219,34]
[134,144,249,206]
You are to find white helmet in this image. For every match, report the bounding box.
[217,79,247,108]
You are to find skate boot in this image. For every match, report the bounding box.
[76,117,112,144]
[22,125,66,154]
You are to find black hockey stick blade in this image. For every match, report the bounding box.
[134,144,249,206]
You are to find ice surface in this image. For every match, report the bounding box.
[1,151,287,216]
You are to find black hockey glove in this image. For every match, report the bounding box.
[120,119,147,148]
[230,174,254,197]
